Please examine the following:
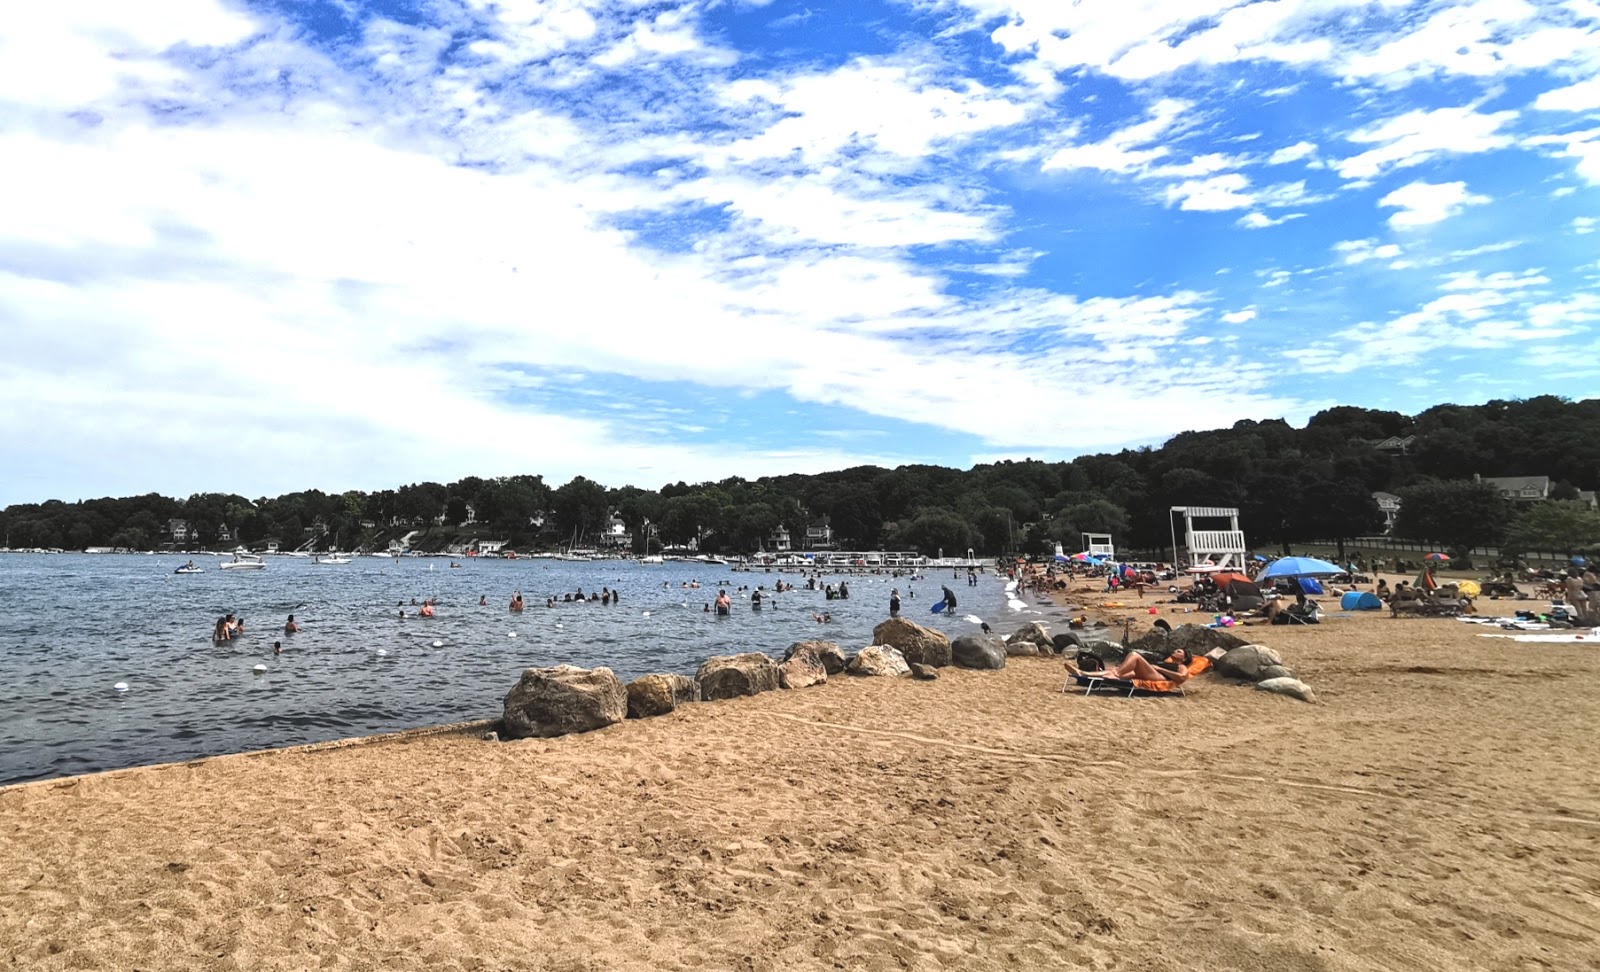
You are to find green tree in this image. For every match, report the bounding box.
[1503,501,1600,557]
[1393,480,1514,557]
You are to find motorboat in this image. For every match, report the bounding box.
[220,554,266,571]
[638,555,664,565]
[315,554,353,565]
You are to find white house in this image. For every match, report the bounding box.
[1372,491,1401,533]
[805,517,834,550]
[1479,475,1550,503]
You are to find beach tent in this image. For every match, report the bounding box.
[1298,577,1325,595]
[1341,591,1382,611]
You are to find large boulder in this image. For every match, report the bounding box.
[503,665,627,739]
[697,652,780,700]
[848,645,911,677]
[951,634,1007,670]
[778,642,829,689]
[1256,677,1317,703]
[783,640,846,676]
[1257,664,1296,681]
[1215,645,1285,682]
[1127,624,1249,657]
[872,618,952,667]
[910,663,939,681]
[625,673,700,718]
[1006,622,1054,655]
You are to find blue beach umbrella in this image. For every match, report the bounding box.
[1258,556,1344,581]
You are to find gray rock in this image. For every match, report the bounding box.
[1256,676,1317,703]
[950,634,1007,670]
[1006,622,1054,655]
[778,643,829,689]
[872,618,952,667]
[1127,624,1249,657]
[848,644,911,677]
[1257,664,1295,681]
[502,665,627,739]
[1215,645,1285,682]
[697,652,780,700]
[783,640,846,676]
[626,673,701,718]
[910,663,939,681]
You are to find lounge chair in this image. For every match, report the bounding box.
[1063,655,1211,698]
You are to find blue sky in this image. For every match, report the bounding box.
[2,0,1597,506]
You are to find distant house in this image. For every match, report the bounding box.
[1579,491,1599,510]
[601,516,632,549]
[768,524,793,551]
[1479,475,1551,503]
[1372,491,1401,534]
[167,519,190,543]
[805,517,835,550]
[1373,435,1418,454]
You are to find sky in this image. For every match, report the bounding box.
[2,0,1598,507]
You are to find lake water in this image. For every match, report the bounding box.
[0,553,1020,786]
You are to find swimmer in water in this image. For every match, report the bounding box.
[284,614,299,635]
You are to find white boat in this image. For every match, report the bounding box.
[174,563,204,575]
[220,554,266,571]
[638,555,664,565]
[315,554,352,565]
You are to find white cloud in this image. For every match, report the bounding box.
[1524,128,1600,184]
[1534,76,1600,112]
[1165,173,1255,211]
[1222,308,1258,324]
[1237,211,1305,228]
[1379,180,1492,228]
[1575,216,1598,234]
[1438,269,1550,290]
[1041,98,1189,173]
[1267,141,1318,165]
[1335,106,1518,180]
[1334,238,1404,265]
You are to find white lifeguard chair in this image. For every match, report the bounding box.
[1169,506,1248,569]
[1083,533,1115,560]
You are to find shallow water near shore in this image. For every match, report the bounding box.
[0,553,1020,785]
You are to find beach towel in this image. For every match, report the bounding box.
[1065,656,1211,697]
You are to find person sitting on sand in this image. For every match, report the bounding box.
[1066,646,1193,684]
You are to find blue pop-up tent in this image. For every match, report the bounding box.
[1341,590,1382,610]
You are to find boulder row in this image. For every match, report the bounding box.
[1005,622,1054,655]
[697,652,780,700]
[872,618,952,667]
[503,665,627,739]
[848,645,911,677]
[951,634,1007,670]
[778,642,831,689]
[625,673,701,719]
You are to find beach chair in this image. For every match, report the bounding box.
[1063,655,1211,698]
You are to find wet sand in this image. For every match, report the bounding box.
[3,606,1598,971]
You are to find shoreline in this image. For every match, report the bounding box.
[4,609,1598,970]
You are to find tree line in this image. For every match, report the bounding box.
[4,396,1598,561]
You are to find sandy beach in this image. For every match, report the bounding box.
[4,603,1599,971]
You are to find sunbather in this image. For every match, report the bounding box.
[1065,646,1193,684]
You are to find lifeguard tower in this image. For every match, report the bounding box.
[1083,533,1115,561]
[1169,506,1248,569]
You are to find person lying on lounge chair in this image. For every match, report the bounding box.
[1065,646,1193,684]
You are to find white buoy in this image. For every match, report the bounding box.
[376,648,388,656]
[252,664,268,674]
[508,631,518,638]
[432,640,444,648]
[553,623,562,630]
[113,682,129,692]
[642,611,651,617]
